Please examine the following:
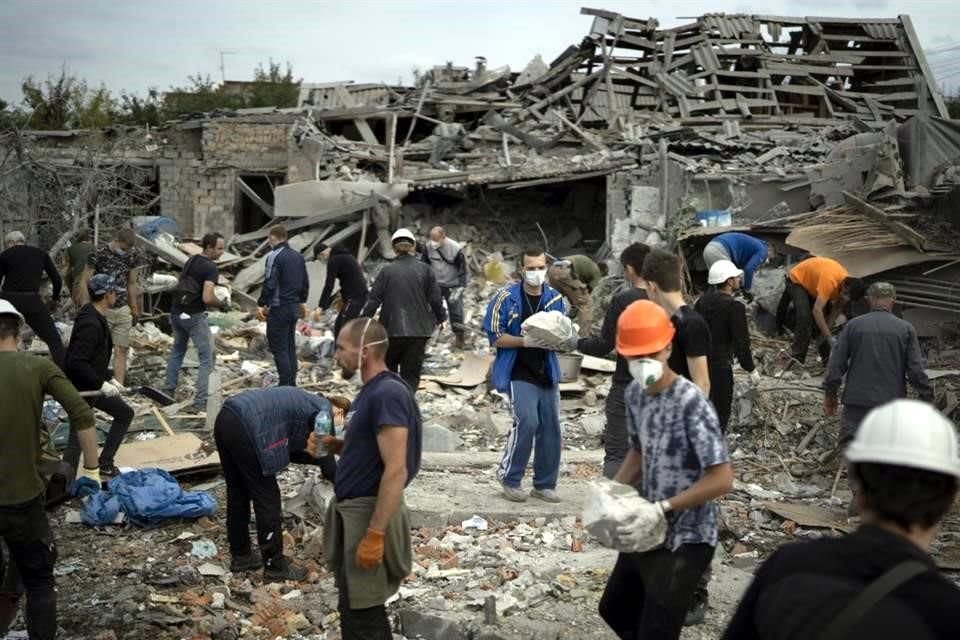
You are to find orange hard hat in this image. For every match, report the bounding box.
[616,300,675,356]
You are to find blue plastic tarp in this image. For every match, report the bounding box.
[80,468,216,527]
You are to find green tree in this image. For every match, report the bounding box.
[117,88,163,126]
[160,73,243,119]
[247,59,300,108]
[20,68,115,130]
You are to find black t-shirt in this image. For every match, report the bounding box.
[668,305,711,380]
[335,371,422,500]
[722,525,959,640]
[172,255,219,314]
[511,290,550,387]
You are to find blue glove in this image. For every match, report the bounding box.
[70,476,101,498]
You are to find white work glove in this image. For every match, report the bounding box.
[100,381,121,398]
[749,369,762,386]
[615,500,668,553]
[522,335,555,350]
[560,336,579,353]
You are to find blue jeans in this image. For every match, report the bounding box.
[497,380,562,490]
[164,311,214,406]
[266,303,299,386]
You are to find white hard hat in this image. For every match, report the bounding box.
[707,259,744,285]
[846,399,960,479]
[0,299,24,321]
[391,228,416,244]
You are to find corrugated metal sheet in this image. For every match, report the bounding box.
[299,84,392,109]
[861,22,900,40]
[691,43,720,71]
[655,72,701,97]
[700,14,758,38]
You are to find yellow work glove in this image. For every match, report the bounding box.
[356,528,385,569]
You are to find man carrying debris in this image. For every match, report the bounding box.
[65,229,93,309]
[484,248,567,503]
[823,282,932,447]
[257,225,309,387]
[322,318,420,639]
[577,242,650,478]
[722,399,960,639]
[62,274,134,477]
[315,242,368,339]
[0,230,66,367]
[79,228,144,386]
[599,299,733,639]
[214,387,348,580]
[701,232,768,298]
[162,232,226,411]
[361,229,445,392]
[547,253,604,337]
[0,298,100,640]
[422,226,468,349]
[695,260,760,432]
[775,256,865,365]
[642,249,711,395]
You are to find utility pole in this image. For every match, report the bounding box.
[219,50,236,83]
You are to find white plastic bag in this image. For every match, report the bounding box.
[521,310,578,348]
[582,479,667,553]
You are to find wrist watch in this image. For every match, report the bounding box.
[658,499,673,513]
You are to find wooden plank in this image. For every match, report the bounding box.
[819,34,892,43]
[765,62,853,77]
[690,69,771,80]
[773,84,826,96]
[235,177,274,218]
[385,112,397,183]
[897,13,949,118]
[333,84,380,146]
[229,197,374,244]
[862,77,917,87]
[843,191,926,252]
[511,68,605,123]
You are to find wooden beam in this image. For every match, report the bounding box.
[236,177,274,218]
[229,197,375,244]
[385,112,397,183]
[333,84,380,146]
[843,191,926,252]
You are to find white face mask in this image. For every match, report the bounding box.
[352,318,387,386]
[428,240,441,249]
[524,270,546,288]
[628,358,664,387]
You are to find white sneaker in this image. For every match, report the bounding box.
[530,488,561,503]
[501,485,528,502]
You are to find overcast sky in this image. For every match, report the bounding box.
[2,0,960,105]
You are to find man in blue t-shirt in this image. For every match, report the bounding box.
[598,300,733,640]
[702,232,768,294]
[321,317,421,640]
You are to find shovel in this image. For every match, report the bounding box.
[79,385,176,406]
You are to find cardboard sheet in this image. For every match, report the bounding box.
[115,433,220,474]
[761,501,853,533]
[421,353,493,388]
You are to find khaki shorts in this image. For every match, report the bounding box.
[104,305,132,348]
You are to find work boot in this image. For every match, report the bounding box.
[263,557,307,582]
[454,333,466,350]
[501,484,528,503]
[684,589,708,626]
[229,553,263,573]
[99,464,121,477]
[530,488,561,503]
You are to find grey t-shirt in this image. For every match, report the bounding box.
[626,376,729,550]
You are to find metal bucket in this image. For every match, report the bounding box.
[558,353,583,382]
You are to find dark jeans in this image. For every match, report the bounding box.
[385,337,428,392]
[63,395,134,469]
[213,410,283,564]
[776,280,831,364]
[599,544,714,640]
[839,404,872,447]
[603,382,629,479]
[266,303,299,386]
[0,292,65,368]
[440,287,464,335]
[334,295,368,340]
[708,364,734,433]
[336,513,392,640]
[0,496,57,640]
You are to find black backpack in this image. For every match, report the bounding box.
[174,255,204,307]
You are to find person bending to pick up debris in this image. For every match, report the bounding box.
[0,299,99,640]
[62,274,134,478]
[599,300,733,640]
[258,225,310,387]
[322,318,421,640]
[548,253,605,337]
[577,242,650,479]
[0,230,66,368]
[422,226,468,349]
[361,229,445,393]
[162,232,226,412]
[79,228,145,386]
[314,242,368,339]
[776,256,865,365]
[723,399,960,640]
[642,249,711,396]
[695,260,759,432]
[701,232,768,298]
[484,248,569,504]
[213,387,348,581]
